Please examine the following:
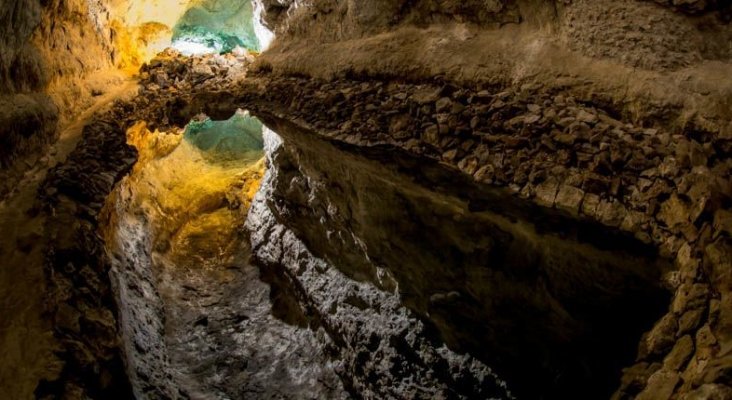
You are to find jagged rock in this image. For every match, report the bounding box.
[534,179,559,206]
[679,384,732,400]
[636,370,680,400]
[643,314,678,357]
[713,210,732,237]
[555,184,584,213]
[663,335,694,371]
[658,195,691,228]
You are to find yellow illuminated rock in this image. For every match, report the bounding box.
[115,119,264,270]
[108,0,192,69]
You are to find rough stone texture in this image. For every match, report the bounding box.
[179,66,732,399]
[2,0,732,398]
[0,0,121,199]
[247,129,512,399]
[561,0,725,70]
[37,119,138,399]
[89,36,732,397]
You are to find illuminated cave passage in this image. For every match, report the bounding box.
[101,112,346,398]
[109,0,271,68]
[3,1,732,399]
[100,101,672,399]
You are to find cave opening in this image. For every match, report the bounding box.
[111,0,272,68]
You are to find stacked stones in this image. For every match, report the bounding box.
[35,118,138,399]
[138,49,252,95]
[231,73,732,399]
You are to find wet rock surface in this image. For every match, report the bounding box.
[23,44,732,399]
[181,67,732,398]
[248,130,512,399]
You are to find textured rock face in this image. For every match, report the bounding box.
[0,0,120,197]
[247,127,512,399]
[38,119,137,400]
[3,0,732,399]
[245,112,675,399]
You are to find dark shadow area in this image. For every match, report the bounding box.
[254,114,672,400]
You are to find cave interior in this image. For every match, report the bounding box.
[1,1,732,400]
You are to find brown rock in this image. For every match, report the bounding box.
[672,283,709,315]
[704,240,732,291]
[474,164,495,182]
[714,293,732,342]
[534,179,559,207]
[644,314,678,357]
[389,113,412,139]
[636,370,680,400]
[658,194,691,229]
[615,362,662,399]
[695,324,717,351]
[679,384,732,400]
[422,124,440,145]
[713,209,732,238]
[555,184,584,213]
[411,87,440,105]
[435,97,453,113]
[621,210,646,233]
[597,200,625,227]
[664,335,694,371]
[582,193,600,216]
[678,309,705,336]
[576,109,599,124]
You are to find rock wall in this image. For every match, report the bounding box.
[256,0,732,135]
[247,125,513,399]
[248,113,674,399]
[244,3,732,397]
[0,0,121,197]
[38,118,137,400]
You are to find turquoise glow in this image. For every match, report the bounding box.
[184,111,264,162]
[172,0,262,54]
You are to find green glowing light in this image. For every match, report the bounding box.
[171,0,262,54]
[184,111,264,162]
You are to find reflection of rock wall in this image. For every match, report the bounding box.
[250,115,671,399]
[103,117,266,398]
[247,127,512,399]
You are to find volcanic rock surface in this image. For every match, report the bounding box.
[1,1,732,400]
